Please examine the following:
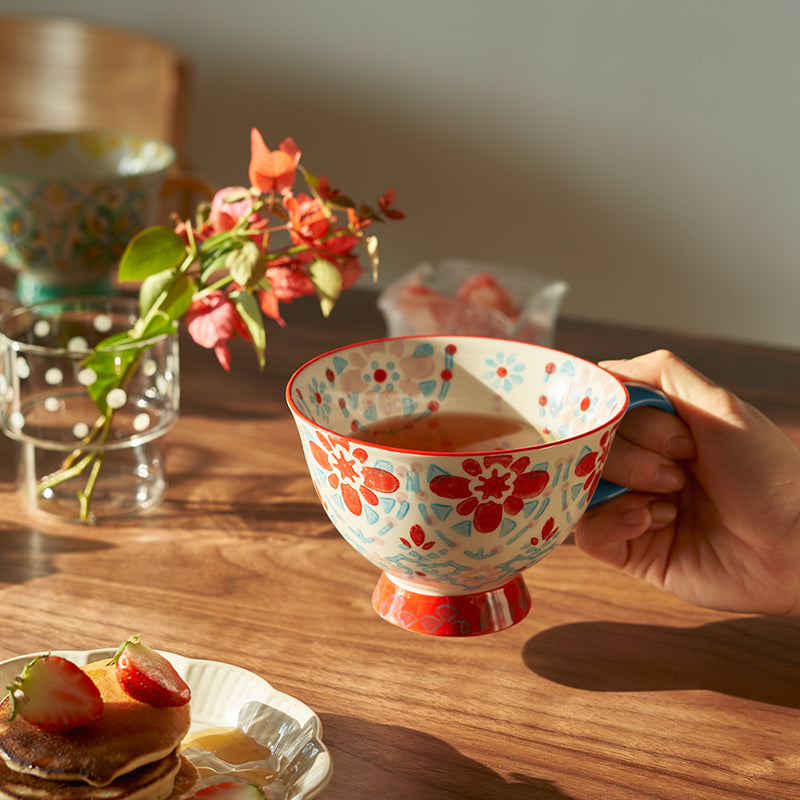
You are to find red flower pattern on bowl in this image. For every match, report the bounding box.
[308,430,399,517]
[429,454,549,533]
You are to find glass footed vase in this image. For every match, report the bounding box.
[0,297,180,523]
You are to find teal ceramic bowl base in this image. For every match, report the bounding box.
[15,270,115,304]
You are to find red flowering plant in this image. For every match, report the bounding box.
[40,128,403,521]
[120,128,403,371]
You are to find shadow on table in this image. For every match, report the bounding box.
[149,496,338,535]
[146,468,338,535]
[319,713,575,800]
[144,437,338,533]
[0,524,113,585]
[522,616,800,709]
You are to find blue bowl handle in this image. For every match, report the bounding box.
[588,382,676,508]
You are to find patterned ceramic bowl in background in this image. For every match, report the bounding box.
[287,335,671,637]
[0,131,175,303]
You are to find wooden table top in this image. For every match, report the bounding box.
[1,289,798,800]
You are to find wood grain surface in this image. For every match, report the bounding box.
[1,290,798,800]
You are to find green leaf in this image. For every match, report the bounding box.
[139,270,195,323]
[199,251,230,284]
[81,333,139,415]
[198,229,236,255]
[134,310,177,341]
[302,167,319,190]
[230,289,266,369]
[118,227,188,283]
[309,258,344,318]
[226,240,264,290]
[83,315,177,415]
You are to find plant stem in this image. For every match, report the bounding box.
[37,348,144,523]
[78,450,107,522]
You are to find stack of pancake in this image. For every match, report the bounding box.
[0,659,198,800]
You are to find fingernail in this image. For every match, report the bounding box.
[650,502,677,524]
[654,464,685,491]
[621,506,648,527]
[666,435,695,460]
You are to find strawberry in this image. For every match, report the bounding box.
[188,782,266,799]
[111,635,191,707]
[5,654,103,731]
[455,272,519,319]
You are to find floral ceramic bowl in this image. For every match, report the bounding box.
[0,130,175,302]
[287,335,670,636]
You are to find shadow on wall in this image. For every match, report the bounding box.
[188,70,760,341]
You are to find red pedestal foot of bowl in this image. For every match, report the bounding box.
[371,573,531,636]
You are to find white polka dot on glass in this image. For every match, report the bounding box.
[44,367,63,385]
[33,320,50,338]
[93,313,113,333]
[78,368,97,386]
[133,412,151,432]
[67,336,88,352]
[106,388,127,409]
[15,357,30,379]
[72,422,90,439]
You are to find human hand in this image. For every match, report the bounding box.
[574,349,800,615]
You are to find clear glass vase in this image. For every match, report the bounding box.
[0,297,180,523]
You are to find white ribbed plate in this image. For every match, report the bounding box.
[0,649,332,799]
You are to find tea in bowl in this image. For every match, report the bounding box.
[287,335,670,636]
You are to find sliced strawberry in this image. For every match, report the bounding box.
[5,654,103,732]
[188,782,266,799]
[111,635,191,707]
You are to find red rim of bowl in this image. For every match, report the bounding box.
[286,334,630,457]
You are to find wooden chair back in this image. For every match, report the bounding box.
[0,15,189,167]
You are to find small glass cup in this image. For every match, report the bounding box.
[377,259,568,346]
[0,297,180,523]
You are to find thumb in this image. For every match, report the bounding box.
[599,350,732,423]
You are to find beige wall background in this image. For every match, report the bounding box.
[3,0,798,348]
